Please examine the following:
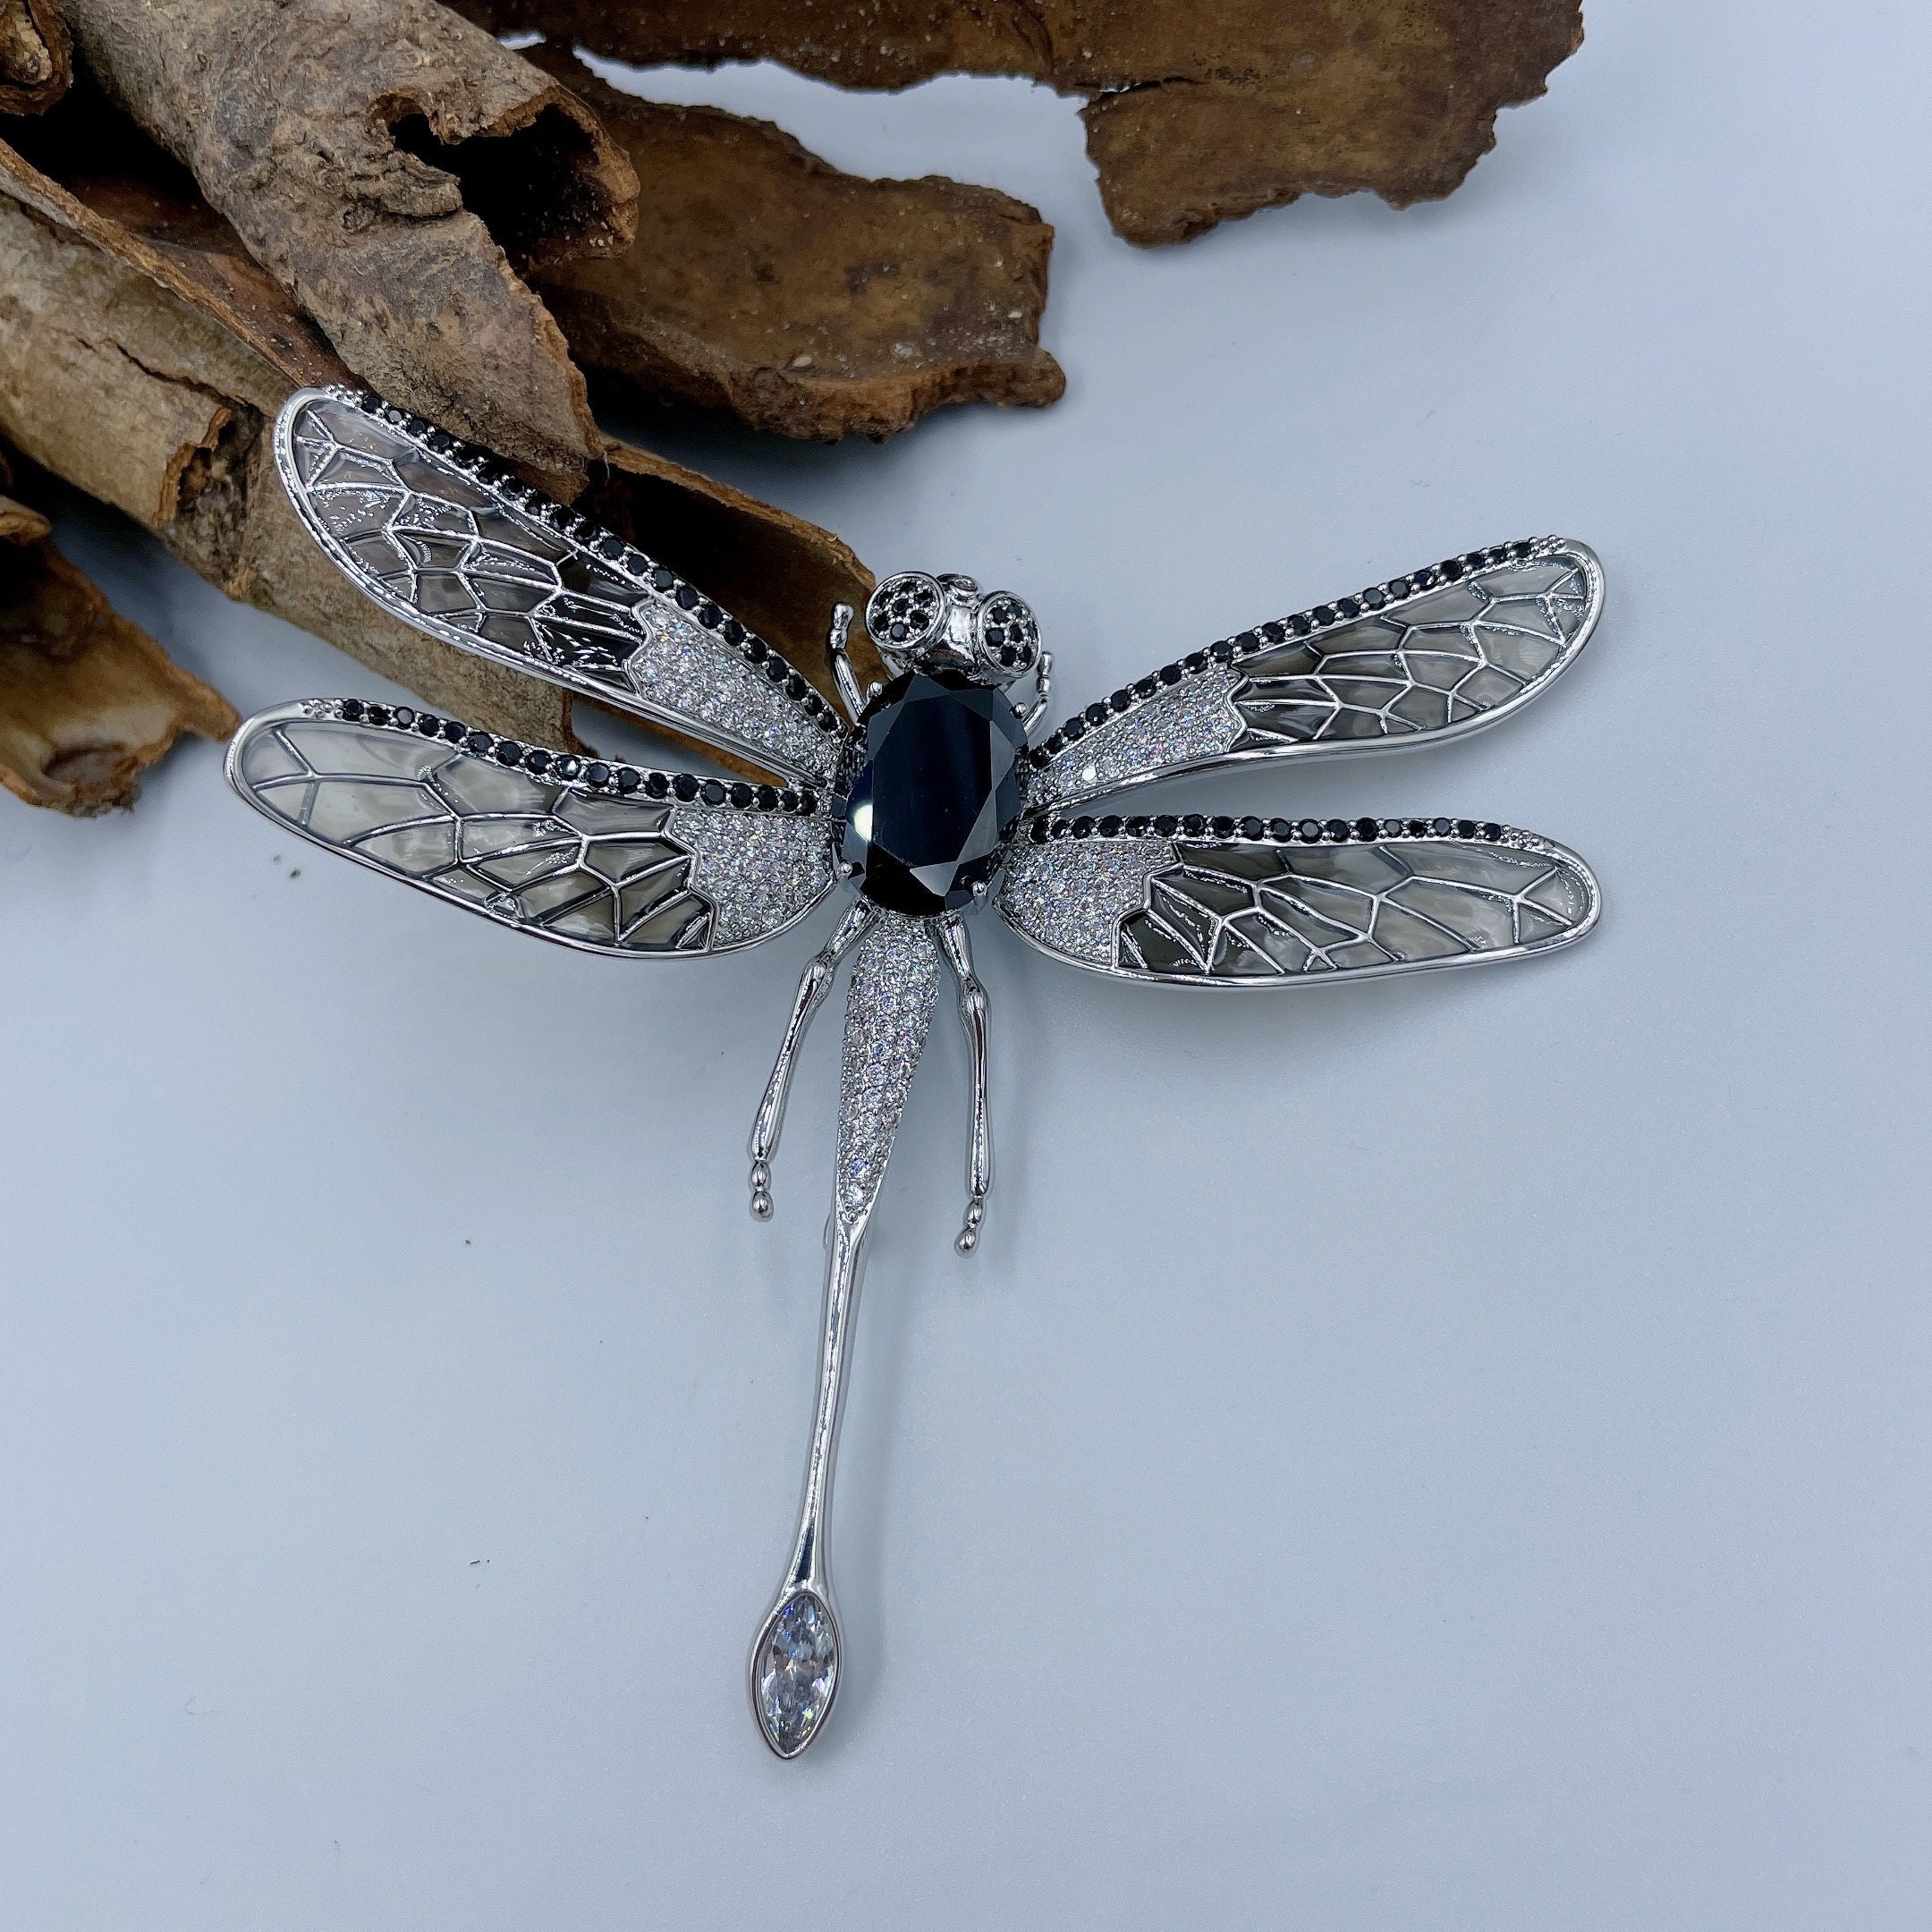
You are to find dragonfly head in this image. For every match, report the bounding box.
[864,572,1040,689]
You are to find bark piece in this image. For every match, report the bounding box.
[0,0,71,117]
[0,473,237,813]
[55,0,641,492]
[458,0,1583,246]
[524,46,1061,440]
[0,172,875,761]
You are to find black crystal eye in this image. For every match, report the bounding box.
[865,572,945,654]
[974,590,1038,676]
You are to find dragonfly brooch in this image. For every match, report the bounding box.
[228,387,1606,1759]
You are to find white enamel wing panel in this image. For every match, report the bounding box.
[274,388,846,784]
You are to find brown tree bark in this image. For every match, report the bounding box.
[55,0,640,493]
[524,45,1062,441]
[0,0,70,117]
[0,461,238,814]
[458,0,1585,246]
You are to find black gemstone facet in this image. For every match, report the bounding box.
[835,670,1026,916]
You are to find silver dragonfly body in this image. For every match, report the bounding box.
[230,387,1606,1758]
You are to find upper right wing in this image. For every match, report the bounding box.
[1027,538,1603,812]
[228,701,838,957]
[275,388,848,785]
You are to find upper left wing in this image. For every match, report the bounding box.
[229,701,838,957]
[275,388,848,785]
[999,809,1598,986]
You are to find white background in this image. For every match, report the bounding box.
[3,2,1928,1923]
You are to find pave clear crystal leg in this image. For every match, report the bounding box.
[750,913,940,1758]
[748,899,877,1219]
[936,912,993,1255]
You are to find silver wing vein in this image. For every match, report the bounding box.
[275,388,844,784]
[228,705,838,958]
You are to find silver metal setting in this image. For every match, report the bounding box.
[238,387,1610,1762]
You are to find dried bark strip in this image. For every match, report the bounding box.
[525,46,1061,440]
[0,464,237,813]
[459,0,1584,246]
[56,0,641,492]
[0,0,70,117]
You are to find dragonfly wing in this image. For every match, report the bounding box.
[998,812,1598,986]
[275,388,848,785]
[229,702,839,957]
[1029,538,1603,812]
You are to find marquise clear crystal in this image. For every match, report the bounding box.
[752,1591,839,1758]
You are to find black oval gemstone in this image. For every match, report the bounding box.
[1353,817,1377,841]
[700,779,726,805]
[1097,815,1123,837]
[729,782,753,808]
[1072,817,1096,839]
[1325,818,1351,842]
[1240,816,1264,840]
[835,670,1027,916]
[340,699,364,721]
[1456,818,1478,839]
[673,773,699,801]
[585,761,611,787]
[1297,819,1323,842]
[441,719,466,742]
[1267,818,1292,841]
[1182,813,1207,836]
[1211,815,1236,838]
[1154,815,1179,836]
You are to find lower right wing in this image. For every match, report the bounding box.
[998,810,1598,987]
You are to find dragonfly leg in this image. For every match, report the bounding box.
[1020,648,1054,735]
[936,912,993,1255]
[749,898,877,1218]
[826,602,867,724]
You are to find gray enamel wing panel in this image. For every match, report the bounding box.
[999,828,1599,986]
[228,706,836,956]
[274,388,842,784]
[1030,540,1603,810]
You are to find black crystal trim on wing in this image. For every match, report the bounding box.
[1021,809,1513,847]
[308,699,821,812]
[834,670,1028,915]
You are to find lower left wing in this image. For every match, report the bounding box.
[229,702,838,957]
